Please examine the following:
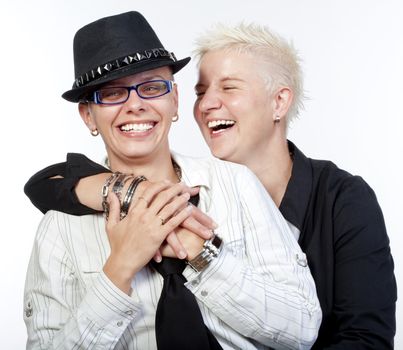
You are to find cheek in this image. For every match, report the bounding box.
[91,106,121,127]
[227,96,248,113]
[193,102,204,126]
[193,100,201,120]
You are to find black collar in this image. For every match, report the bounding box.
[279,141,313,232]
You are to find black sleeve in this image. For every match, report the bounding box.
[327,176,396,349]
[24,153,111,215]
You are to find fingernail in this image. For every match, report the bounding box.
[212,221,218,229]
[178,250,187,259]
[155,255,162,263]
[183,192,190,199]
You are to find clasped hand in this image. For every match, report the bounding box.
[103,180,216,294]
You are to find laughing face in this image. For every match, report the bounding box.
[193,49,277,166]
[79,67,178,171]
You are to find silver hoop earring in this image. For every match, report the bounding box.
[172,114,179,122]
[90,129,99,136]
[273,116,281,124]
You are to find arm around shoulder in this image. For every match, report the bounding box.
[24,153,110,215]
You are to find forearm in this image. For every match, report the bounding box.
[24,153,109,215]
[182,167,321,349]
[184,244,320,350]
[25,272,140,349]
[24,212,141,349]
[75,172,112,211]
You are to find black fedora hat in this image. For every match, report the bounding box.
[62,11,190,102]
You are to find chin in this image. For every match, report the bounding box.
[210,147,232,162]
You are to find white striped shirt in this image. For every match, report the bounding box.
[24,153,321,349]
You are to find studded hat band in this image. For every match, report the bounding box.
[74,48,177,88]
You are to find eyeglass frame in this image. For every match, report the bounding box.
[84,79,174,105]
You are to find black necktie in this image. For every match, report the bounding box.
[151,194,223,350]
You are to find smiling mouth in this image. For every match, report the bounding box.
[119,122,156,133]
[208,120,236,134]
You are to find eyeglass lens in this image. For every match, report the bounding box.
[97,80,170,104]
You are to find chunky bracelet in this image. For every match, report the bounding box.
[101,172,121,220]
[120,175,147,219]
[112,173,135,202]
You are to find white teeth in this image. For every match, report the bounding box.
[207,120,235,128]
[120,123,154,132]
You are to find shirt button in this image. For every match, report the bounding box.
[117,321,123,327]
[125,310,133,316]
[25,301,33,318]
[191,279,199,287]
[201,290,208,297]
[296,253,308,267]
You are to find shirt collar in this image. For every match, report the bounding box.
[171,151,212,190]
[279,141,313,231]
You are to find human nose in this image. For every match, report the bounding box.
[124,86,146,111]
[196,88,221,114]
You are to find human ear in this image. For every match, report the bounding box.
[78,102,96,132]
[272,87,293,121]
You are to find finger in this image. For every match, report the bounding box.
[130,180,171,212]
[189,205,218,229]
[189,186,200,196]
[177,183,199,196]
[153,248,162,263]
[181,216,213,240]
[157,192,190,224]
[162,204,193,233]
[149,182,191,214]
[166,231,187,259]
[106,192,121,228]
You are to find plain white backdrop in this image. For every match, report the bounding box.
[1,0,401,348]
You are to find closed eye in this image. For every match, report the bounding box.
[223,86,237,91]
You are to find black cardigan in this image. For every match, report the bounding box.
[24,142,396,349]
[280,142,395,349]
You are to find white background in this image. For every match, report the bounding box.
[0,0,401,348]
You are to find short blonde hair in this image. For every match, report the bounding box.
[193,23,304,124]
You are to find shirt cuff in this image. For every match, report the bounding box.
[79,271,142,336]
[183,245,239,299]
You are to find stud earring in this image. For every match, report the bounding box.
[90,129,99,136]
[273,115,281,123]
[172,114,179,122]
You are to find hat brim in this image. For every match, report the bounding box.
[62,56,190,102]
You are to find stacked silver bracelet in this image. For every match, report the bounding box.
[102,172,122,220]
[102,172,147,220]
[120,175,147,219]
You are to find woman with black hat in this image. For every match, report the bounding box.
[23,11,321,349]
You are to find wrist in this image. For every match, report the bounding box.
[187,233,223,273]
[103,256,139,295]
[75,172,112,211]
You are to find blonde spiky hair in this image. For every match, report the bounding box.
[193,22,304,124]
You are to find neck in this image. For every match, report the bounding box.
[108,149,179,183]
[245,138,292,207]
